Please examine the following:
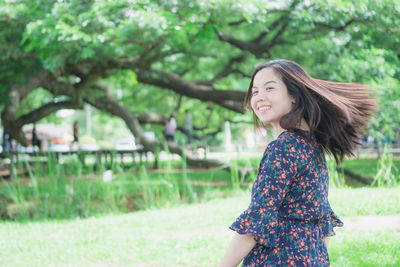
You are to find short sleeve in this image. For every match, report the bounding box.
[230,138,302,248]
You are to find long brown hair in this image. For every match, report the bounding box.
[244,59,377,164]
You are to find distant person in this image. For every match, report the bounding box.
[219,59,376,267]
[73,121,79,143]
[164,115,176,143]
[1,119,13,152]
[1,119,6,152]
[183,109,193,144]
[31,125,41,151]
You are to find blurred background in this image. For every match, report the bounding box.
[0,0,399,266]
[1,0,399,155]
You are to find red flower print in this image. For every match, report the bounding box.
[229,131,342,266]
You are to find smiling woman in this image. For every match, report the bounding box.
[245,59,377,164]
[250,68,300,134]
[219,59,377,267]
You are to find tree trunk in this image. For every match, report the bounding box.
[85,87,228,169]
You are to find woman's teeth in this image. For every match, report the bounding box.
[259,106,271,112]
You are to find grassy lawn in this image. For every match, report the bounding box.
[0,187,399,267]
[342,157,400,179]
[328,187,400,216]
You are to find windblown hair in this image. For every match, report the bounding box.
[244,59,377,164]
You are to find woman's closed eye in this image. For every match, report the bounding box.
[251,90,259,96]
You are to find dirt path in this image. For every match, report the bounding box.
[339,215,400,230]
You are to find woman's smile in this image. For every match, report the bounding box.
[257,104,271,113]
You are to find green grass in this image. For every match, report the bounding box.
[329,187,400,216]
[2,158,400,221]
[0,187,399,266]
[0,164,237,221]
[238,156,400,187]
[1,149,254,222]
[342,158,381,178]
[342,158,400,179]
[329,229,400,267]
[236,156,400,180]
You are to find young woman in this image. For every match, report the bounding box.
[219,59,376,267]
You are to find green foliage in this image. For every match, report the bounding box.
[372,146,400,186]
[327,156,346,188]
[1,0,400,148]
[89,109,133,141]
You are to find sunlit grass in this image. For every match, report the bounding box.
[0,187,399,266]
[329,228,400,267]
[329,187,400,216]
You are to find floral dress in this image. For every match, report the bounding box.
[230,130,343,267]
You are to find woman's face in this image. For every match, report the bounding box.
[250,67,295,133]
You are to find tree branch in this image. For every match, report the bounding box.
[314,19,356,31]
[1,66,98,145]
[173,95,183,117]
[251,16,283,43]
[86,86,226,168]
[72,64,106,104]
[196,55,246,85]
[1,70,56,144]
[15,101,82,128]
[136,70,245,113]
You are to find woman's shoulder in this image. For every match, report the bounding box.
[260,130,323,171]
[264,130,314,155]
[277,130,312,146]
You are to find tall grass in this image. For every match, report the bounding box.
[326,156,346,188]
[4,147,398,221]
[181,151,197,203]
[372,145,400,186]
[229,160,240,190]
[0,149,202,221]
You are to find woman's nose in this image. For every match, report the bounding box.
[254,91,267,102]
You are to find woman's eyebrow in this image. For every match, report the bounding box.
[263,81,277,86]
[252,80,277,89]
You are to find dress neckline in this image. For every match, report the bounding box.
[278,128,310,136]
[278,129,315,143]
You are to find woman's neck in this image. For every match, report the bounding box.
[272,119,310,136]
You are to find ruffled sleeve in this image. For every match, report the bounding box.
[230,137,302,248]
[321,204,344,238]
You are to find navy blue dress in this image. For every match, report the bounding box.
[230,130,343,267]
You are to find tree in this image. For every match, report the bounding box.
[1,0,399,167]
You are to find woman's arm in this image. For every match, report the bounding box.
[324,237,329,249]
[219,233,257,267]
